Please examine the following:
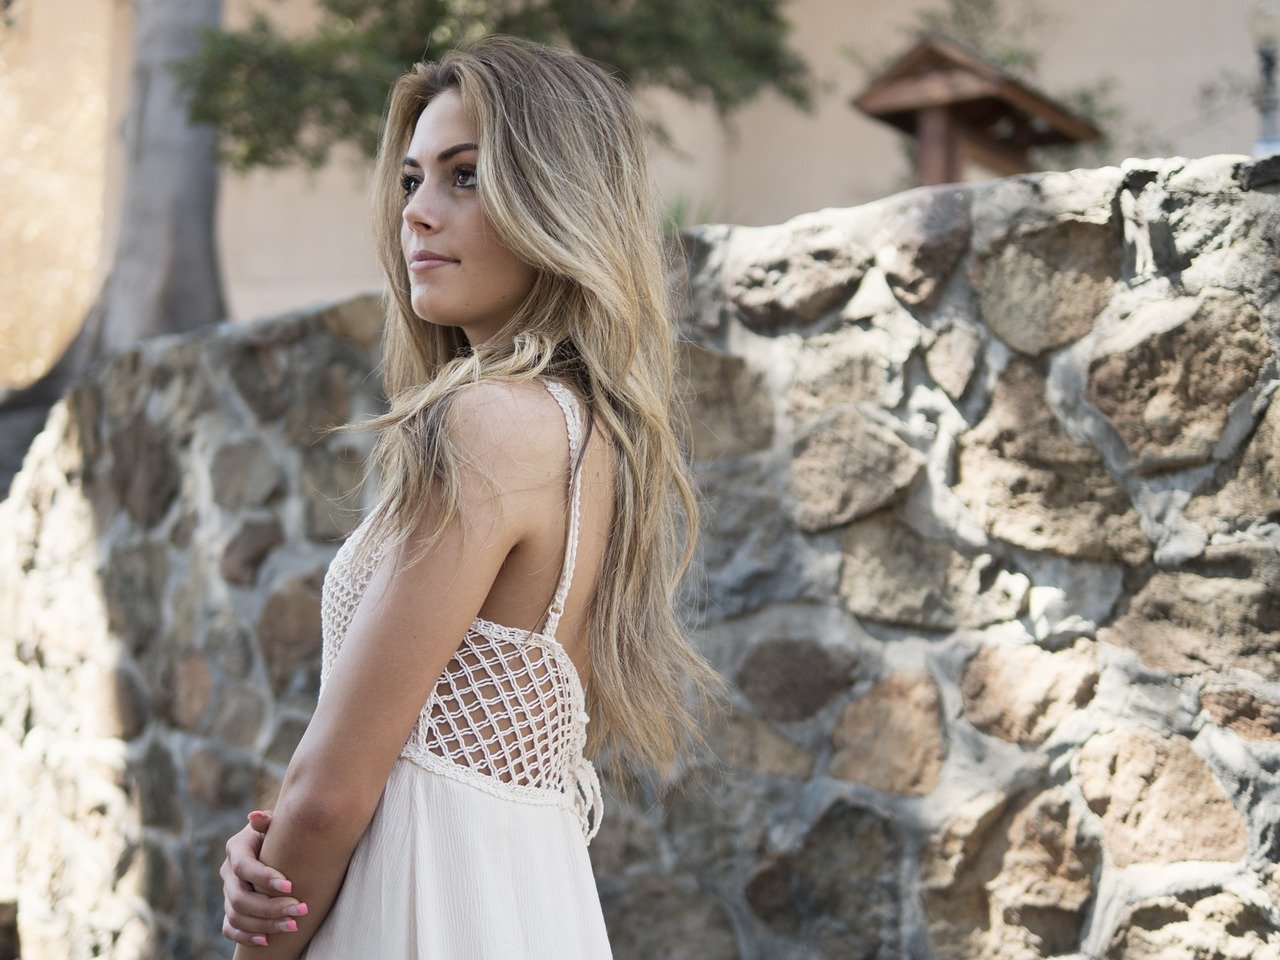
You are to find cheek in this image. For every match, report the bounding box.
[472,236,535,297]
[498,257,536,304]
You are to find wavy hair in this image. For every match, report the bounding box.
[325,33,727,784]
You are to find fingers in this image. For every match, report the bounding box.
[220,858,306,923]
[223,889,306,937]
[226,825,292,895]
[221,915,272,947]
[219,813,300,948]
[224,882,308,927]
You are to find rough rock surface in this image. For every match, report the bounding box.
[961,641,1099,745]
[829,672,946,795]
[1076,729,1247,867]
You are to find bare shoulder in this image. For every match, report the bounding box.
[443,378,570,487]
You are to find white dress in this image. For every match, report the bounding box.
[299,377,612,959]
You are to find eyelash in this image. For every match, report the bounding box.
[400,165,476,198]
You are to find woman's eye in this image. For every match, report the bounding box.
[399,167,474,198]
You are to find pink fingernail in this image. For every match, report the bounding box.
[251,935,268,946]
[271,878,292,893]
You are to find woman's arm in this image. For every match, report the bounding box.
[231,383,547,959]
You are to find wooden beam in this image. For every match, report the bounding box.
[855,67,1000,117]
[981,77,1100,143]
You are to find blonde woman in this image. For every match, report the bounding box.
[216,33,726,959]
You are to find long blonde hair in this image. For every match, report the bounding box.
[325,33,727,784]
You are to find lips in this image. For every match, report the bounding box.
[410,250,458,263]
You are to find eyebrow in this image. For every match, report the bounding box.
[401,142,478,168]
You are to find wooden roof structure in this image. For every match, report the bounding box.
[851,32,1101,186]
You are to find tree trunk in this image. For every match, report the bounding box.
[0,0,226,497]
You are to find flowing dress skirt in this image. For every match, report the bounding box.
[299,757,614,959]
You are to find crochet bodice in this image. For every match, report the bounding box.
[318,377,603,843]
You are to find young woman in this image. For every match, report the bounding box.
[216,33,726,959]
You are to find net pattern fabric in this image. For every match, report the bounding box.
[318,377,603,843]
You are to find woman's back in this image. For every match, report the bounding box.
[303,376,617,959]
[468,376,616,689]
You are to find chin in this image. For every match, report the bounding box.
[409,296,443,322]
[411,305,468,333]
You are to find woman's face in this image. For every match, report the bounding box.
[399,88,536,346]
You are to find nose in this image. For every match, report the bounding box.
[402,180,442,234]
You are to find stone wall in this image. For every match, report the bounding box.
[4,153,1280,959]
[0,298,385,958]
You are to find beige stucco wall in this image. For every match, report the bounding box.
[0,0,126,385]
[0,0,1269,375]
[711,0,1265,225]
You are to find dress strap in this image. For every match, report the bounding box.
[539,377,584,640]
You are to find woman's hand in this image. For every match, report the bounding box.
[221,810,309,948]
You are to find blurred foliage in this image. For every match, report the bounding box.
[659,188,722,234]
[841,0,1179,189]
[172,0,817,174]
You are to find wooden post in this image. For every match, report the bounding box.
[915,105,962,186]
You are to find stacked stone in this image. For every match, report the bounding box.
[590,154,1280,960]
[0,295,383,959]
